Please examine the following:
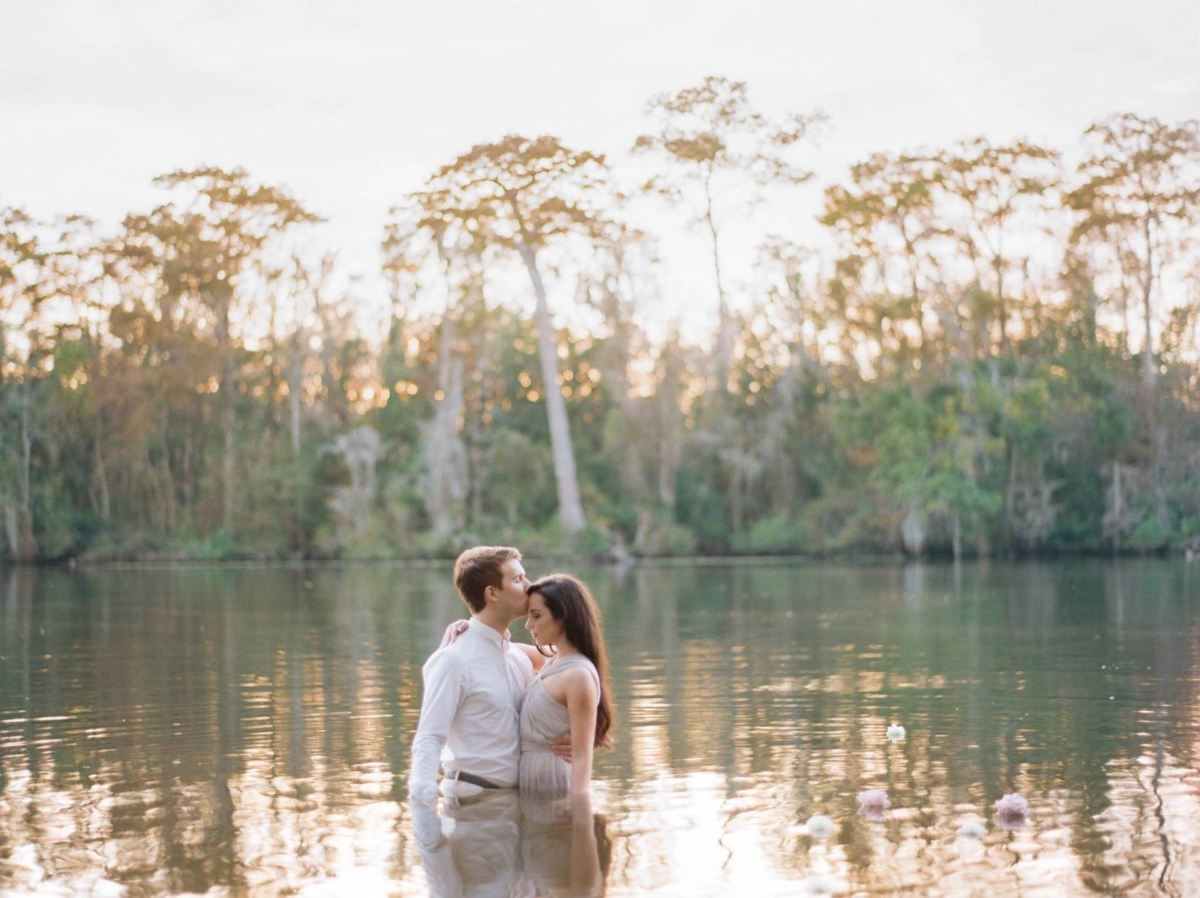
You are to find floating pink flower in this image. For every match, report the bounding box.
[856,789,889,810]
[994,792,1030,828]
[855,788,890,821]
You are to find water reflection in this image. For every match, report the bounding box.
[1,561,1199,894]
[413,792,607,897]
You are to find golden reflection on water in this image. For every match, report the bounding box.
[2,562,1200,895]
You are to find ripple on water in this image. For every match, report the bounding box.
[6,561,1200,896]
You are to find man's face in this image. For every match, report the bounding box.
[490,559,530,621]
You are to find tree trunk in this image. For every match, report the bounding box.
[1004,440,1018,547]
[994,255,1008,355]
[283,328,304,547]
[468,439,486,523]
[729,466,743,533]
[173,431,186,530]
[94,430,111,522]
[704,178,732,391]
[655,342,684,510]
[3,503,16,558]
[1154,425,1170,536]
[464,344,490,525]
[1111,462,1122,556]
[288,328,303,457]
[8,383,37,561]
[425,351,466,538]
[424,240,469,538]
[1118,275,1131,357]
[657,431,678,509]
[1141,218,1156,394]
[901,504,925,555]
[515,240,586,536]
[214,297,236,532]
[18,385,33,524]
[222,378,235,532]
[901,238,927,354]
[4,503,37,562]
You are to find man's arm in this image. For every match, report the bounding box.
[411,801,461,898]
[409,649,465,806]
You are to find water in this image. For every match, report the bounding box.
[2,560,1200,896]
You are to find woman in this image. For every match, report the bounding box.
[519,574,614,797]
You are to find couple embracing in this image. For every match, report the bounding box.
[408,546,614,806]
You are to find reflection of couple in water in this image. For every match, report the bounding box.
[412,790,610,897]
[408,546,615,895]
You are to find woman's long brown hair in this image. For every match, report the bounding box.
[527,574,615,748]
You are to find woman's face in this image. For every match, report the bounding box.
[525,592,564,648]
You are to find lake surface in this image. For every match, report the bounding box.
[2,560,1200,896]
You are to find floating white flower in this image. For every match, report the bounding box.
[802,873,841,895]
[886,723,906,743]
[956,820,987,839]
[994,792,1030,829]
[805,814,836,839]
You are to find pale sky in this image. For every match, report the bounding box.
[4,0,1199,339]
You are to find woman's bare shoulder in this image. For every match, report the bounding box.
[561,662,600,699]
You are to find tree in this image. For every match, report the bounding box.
[844,384,1002,559]
[634,76,822,389]
[936,139,1060,355]
[1068,114,1200,394]
[1068,115,1200,539]
[416,135,610,536]
[385,198,487,538]
[821,152,947,374]
[126,167,321,531]
[578,222,655,506]
[0,208,52,559]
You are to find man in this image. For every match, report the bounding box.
[409,545,545,805]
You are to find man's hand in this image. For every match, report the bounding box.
[409,779,439,808]
[438,620,470,649]
[551,733,573,763]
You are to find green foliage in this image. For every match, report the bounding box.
[731,513,810,554]
[631,512,698,557]
[674,463,730,551]
[4,108,1200,563]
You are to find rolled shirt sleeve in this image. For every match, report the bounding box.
[409,649,465,805]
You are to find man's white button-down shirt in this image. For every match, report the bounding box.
[409,617,535,803]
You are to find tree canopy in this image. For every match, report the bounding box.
[3,89,1199,563]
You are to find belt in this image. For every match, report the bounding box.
[443,769,503,790]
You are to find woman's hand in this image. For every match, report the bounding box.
[438,619,470,649]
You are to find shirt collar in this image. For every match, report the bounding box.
[468,616,510,648]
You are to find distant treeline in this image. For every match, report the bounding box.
[2,78,1199,562]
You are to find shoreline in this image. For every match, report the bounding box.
[1,546,1187,571]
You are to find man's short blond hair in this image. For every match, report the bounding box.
[453,546,522,613]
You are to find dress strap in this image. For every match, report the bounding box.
[539,655,600,691]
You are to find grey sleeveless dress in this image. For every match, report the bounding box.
[518,654,600,793]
